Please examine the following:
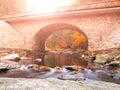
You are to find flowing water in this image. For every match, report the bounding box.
[0,51,120,84]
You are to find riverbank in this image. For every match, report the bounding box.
[0,47,120,90]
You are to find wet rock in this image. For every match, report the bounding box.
[114,55,120,61]
[0,60,19,69]
[28,64,40,71]
[59,72,85,81]
[0,63,9,72]
[19,64,41,71]
[0,54,20,61]
[94,54,114,64]
[40,66,51,72]
[95,69,106,73]
[27,64,34,69]
[108,55,120,67]
[108,71,120,80]
[79,53,96,62]
[0,68,9,73]
[20,56,31,60]
[64,65,81,71]
[35,58,42,62]
[0,61,20,72]
[55,66,62,72]
[109,61,120,67]
[0,63,8,69]
[25,64,51,72]
[113,73,120,80]
[19,65,28,71]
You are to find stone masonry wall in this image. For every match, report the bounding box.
[0,20,23,49]
[2,12,120,51]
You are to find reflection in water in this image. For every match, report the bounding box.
[44,52,88,67]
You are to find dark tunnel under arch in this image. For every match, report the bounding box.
[33,23,88,54]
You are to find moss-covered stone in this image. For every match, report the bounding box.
[0,82,4,84]
[114,55,120,61]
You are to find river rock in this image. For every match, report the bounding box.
[105,55,120,67]
[0,60,19,69]
[114,55,120,61]
[0,54,20,61]
[59,72,85,81]
[108,71,120,80]
[0,62,19,72]
[64,65,81,71]
[35,58,42,62]
[0,63,9,72]
[109,61,120,67]
[27,64,40,71]
[113,73,120,80]
[27,64,51,72]
[19,65,28,71]
[55,66,62,72]
[0,63,8,69]
[40,66,51,72]
[94,54,114,64]
[20,56,31,60]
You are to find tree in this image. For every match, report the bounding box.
[46,30,87,51]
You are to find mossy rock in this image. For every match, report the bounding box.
[0,82,4,84]
[114,55,120,61]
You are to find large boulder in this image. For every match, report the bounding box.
[0,63,8,69]
[0,54,20,61]
[0,78,120,90]
[94,54,114,64]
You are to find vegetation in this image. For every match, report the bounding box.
[46,30,87,51]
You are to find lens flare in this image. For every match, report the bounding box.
[26,0,73,13]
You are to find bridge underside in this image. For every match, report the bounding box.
[33,23,88,54]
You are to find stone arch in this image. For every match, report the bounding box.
[33,23,88,54]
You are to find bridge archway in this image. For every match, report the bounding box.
[33,23,88,54]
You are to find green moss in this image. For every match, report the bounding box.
[0,82,4,84]
[116,57,120,61]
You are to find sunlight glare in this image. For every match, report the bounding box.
[26,0,73,13]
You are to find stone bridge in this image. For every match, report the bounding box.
[0,1,120,54]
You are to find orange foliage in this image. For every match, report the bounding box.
[60,40,68,48]
[72,31,79,38]
[55,45,61,49]
[72,35,85,45]
[46,30,86,50]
